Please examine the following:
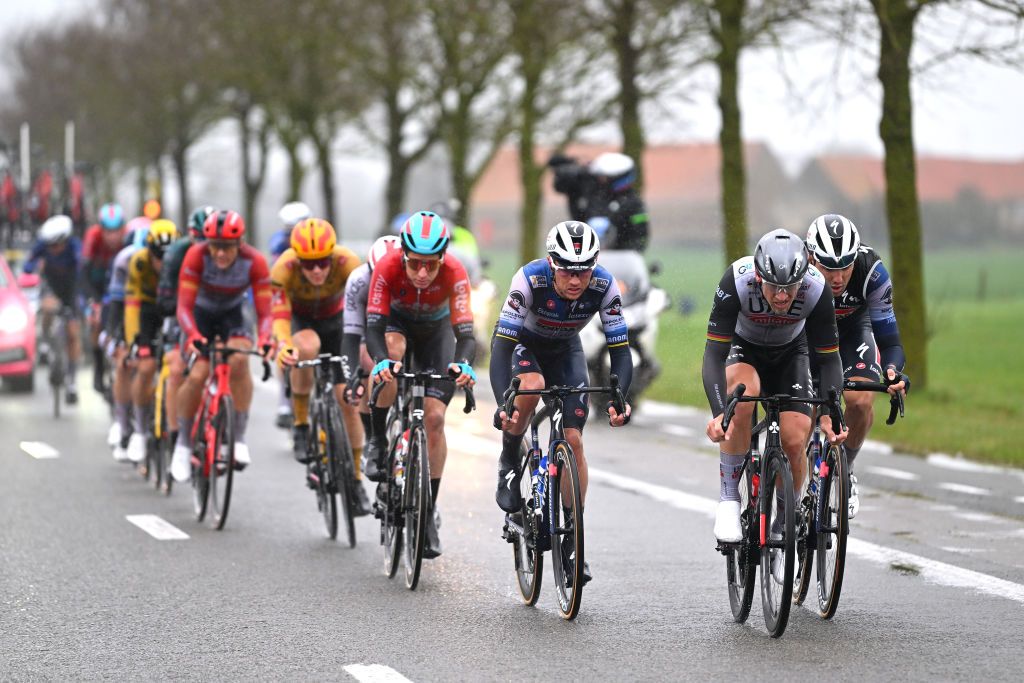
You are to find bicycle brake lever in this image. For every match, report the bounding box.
[463,387,476,414]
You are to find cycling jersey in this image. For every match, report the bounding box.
[365,250,475,367]
[156,237,193,317]
[270,245,360,346]
[124,247,161,344]
[830,245,905,372]
[177,242,272,345]
[339,263,371,382]
[702,256,842,417]
[22,236,82,307]
[489,258,633,404]
[81,225,123,300]
[105,244,140,340]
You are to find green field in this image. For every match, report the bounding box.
[480,246,1024,465]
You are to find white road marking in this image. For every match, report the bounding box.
[19,441,59,459]
[938,482,991,497]
[125,515,190,540]
[927,453,1024,480]
[447,428,1024,605]
[952,511,1003,524]
[1016,496,1024,505]
[862,439,893,455]
[865,465,919,481]
[640,401,706,420]
[940,547,992,555]
[659,424,695,438]
[344,664,413,683]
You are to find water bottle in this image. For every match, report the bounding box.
[810,437,822,495]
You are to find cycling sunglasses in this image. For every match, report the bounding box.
[403,255,443,273]
[299,256,332,271]
[762,281,801,297]
[814,253,857,270]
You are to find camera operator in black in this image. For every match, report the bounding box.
[548,151,650,252]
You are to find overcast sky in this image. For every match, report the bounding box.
[3,0,1023,172]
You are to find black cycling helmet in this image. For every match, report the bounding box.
[753,229,809,286]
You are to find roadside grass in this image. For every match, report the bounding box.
[480,245,1024,465]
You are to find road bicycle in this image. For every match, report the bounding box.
[499,375,626,620]
[793,379,905,618]
[290,354,358,547]
[147,319,180,495]
[186,340,270,530]
[370,361,475,590]
[45,305,75,418]
[717,384,844,638]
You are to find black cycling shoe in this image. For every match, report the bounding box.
[423,509,442,559]
[364,436,387,482]
[65,387,78,405]
[275,409,292,430]
[495,468,523,514]
[292,424,311,463]
[353,481,373,517]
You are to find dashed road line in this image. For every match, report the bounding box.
[658,424,695,438]
[126,514,190,540]
[19,441,59,459]
[865,465,920,481]
[344,664,413,683]
[938,482,991,497]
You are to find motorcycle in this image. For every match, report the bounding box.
[579,248,670,407]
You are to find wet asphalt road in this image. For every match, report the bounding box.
[2,368,1023,681]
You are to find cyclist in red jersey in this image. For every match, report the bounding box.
[81,203,127,392]
[170,210,274,483]
[365,211,476,558]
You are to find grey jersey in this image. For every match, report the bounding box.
[725,256,829,347]
[342,263,371,338]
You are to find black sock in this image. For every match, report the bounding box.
[359,411,371,436]
[499,431,525,471]
[430,478,440,505]
[169,430,178,446]
[370,406,388,441]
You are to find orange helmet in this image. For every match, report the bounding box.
[290,218,336,260]
[143,199,161,220]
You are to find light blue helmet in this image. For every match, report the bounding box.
[98,203,125,230]
[400,211,450,255]
[132,225,150,249]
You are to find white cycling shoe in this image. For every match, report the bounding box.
[714,500,742,543]
[848,474,860,519]
[107,422,122,448]
[233,443,251,469]
[171,444,192,483]
[126,433,146,463]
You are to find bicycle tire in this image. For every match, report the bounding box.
[726,465,756,623]
[50,343,63,419]
[513,442,542,606]
[816,444,849,618]
[793,446,816,606]
[403,425,429,591]
[381,416,404,579]
[550,441,584,620]
[328,399,356,548]
[760,450,795,638]
[308,404,338,540]
[210,396,235,530]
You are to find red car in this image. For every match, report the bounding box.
[0,254,36,391]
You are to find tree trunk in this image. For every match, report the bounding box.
[383,88,409,237]
[172,142,189,229]
[517,15,544,264]
[238,103,270,245]
[613,0,645,190]
[311,128,336,230]
[873,0,927,387]
[715,0,748,266]
[280,131,306,203]
[448,101,472,229]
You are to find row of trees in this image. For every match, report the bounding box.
[3,0,1023,387]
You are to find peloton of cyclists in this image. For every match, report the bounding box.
[365,211,477,559]
[81,203,126,394]
[804,214,910,517]
[490,220,633,585]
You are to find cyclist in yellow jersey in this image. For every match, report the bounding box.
[124,219,179,463]
[272,218,370,515]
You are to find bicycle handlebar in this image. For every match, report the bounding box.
[187,340,272,382]
[843,379,905,425]
[720,384,847,434]
[369,361,476,414]
[502,374,628,427]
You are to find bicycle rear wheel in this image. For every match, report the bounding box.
[403,425,430,590]
[512,443,542,605]
[209,396,235,530]
[816,444,849,618]
[726,465,756,623]
[310,405,338,540]
[327,399,356,548]
[760,450,795,638]
[191,412,210,522]
[381,421,404,578]
[793,446,816,606]
[550,441,584,620]
[49,347,63,419]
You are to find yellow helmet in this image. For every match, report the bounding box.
[290,218,336,260]
[147,219,178,253]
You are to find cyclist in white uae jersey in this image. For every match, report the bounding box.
[702,229,848,543]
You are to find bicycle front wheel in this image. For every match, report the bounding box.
[327,399,356,548]
[793,446,816,606]
[726,464,756,623]
[381,420,404,579]
[209,396,235,530]
[550,441,584,620]
[403,425,430,591]
[760,450,795,638]
[191,411,210,522]
[513,442,542,605]
[311,406,338,540]
[816,444,849,618]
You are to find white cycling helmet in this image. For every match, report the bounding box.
[367,235,401,271]
[278,201,311,229]
[546,220,600,271]
[806,213,860,270]
[39,215,73,244]
[589,152,634,178]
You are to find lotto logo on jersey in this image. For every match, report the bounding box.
[453,280,470,315]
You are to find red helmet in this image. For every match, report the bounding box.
[203,210,245,241]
